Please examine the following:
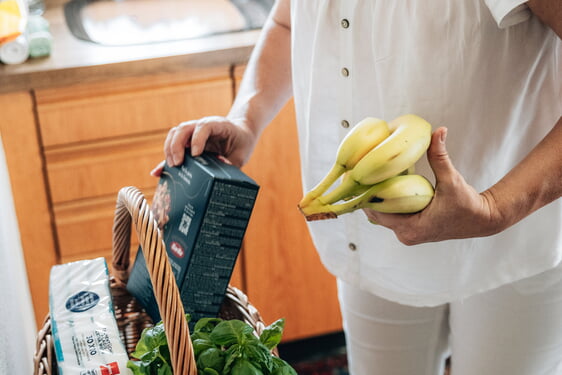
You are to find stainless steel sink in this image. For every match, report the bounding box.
[64,0,273,46]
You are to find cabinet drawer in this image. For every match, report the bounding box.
[36,78,232,147]
[45,133,165,203]
[54,192,152,259]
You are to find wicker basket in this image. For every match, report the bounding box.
[33,186,271,375]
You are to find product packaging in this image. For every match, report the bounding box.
[0,0,27,44]
[49,257,132,375]
[126,152,259,325]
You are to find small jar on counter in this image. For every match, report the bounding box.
[0,34,29,64]
[26,14,51,57]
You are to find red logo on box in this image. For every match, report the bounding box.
[170,241,185,258]
[100,362,120,375]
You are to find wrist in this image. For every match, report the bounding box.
[480,187,513,236]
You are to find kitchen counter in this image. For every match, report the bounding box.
[0,4,260,93]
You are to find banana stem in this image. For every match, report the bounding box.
[299,164,346,208]
[301,189,373,219]
[316,176,360,205]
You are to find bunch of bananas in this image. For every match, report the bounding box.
[298,114,435,221]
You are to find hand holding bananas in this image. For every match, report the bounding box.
[298,115,435,221]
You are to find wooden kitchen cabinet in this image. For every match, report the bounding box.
[235,66,343,341]
[2,67,241,325]
[35,69,235,265]
[3,64,342,342]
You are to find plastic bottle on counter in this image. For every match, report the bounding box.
[26,14,51,57]
[0,34,29,64]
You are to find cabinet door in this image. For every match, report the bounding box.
[23,69,243,322]
[35,71,234,263]
[236,68,342,341]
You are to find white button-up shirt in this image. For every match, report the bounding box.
[291,0,562,306]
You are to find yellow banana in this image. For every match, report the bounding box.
[317,114,432,205]
[340,171,372,201]
[341,165,415,201]
[300,174,434,221]
[299,117,390,207]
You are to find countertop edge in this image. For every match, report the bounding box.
[0,44,255,94]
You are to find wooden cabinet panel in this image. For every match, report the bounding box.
[46,133,164,203]
[241,101,342,341]
[36,78,232,147]
[56,198,120,258]
[54,193,149,259]
[0,92,57,327]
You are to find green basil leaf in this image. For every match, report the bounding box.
[243,340,273,373]
[231,359,264,375]
[126,360,147,375]
[194,317,223,333]
[210,320,255,346]
[193,338,216,357]
[157,344,171,365]
[259,318,285,350]
[130,320,167,359]
[191,331,211,342]
[156,363,173,375]
[203,368,220,375]
[271,357,298,375]
[223,344,243,374]
[196,347,226,373]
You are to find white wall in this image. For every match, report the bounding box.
[0,133,37,375]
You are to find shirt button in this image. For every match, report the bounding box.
[341,120,350,128]
[348,243,357,251]
[341,18,350,29]
[341,67,350,77]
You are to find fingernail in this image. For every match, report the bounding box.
[166,157,174,166]
[191,145,200,156]
[440,128,448,143]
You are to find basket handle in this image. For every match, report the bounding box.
[111,186,197,375]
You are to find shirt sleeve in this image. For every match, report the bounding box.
[484,0,532,28]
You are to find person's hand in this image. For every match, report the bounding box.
[150,116,258,176]
[363,127,503,245]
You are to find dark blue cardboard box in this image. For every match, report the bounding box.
[126,153,259,324]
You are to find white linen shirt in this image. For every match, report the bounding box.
[290,0,562,306]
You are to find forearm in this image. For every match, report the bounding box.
[489,0,562,228]
[485,116,562,230]
[228,0,292,138]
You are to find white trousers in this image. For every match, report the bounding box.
[338,263,562,375]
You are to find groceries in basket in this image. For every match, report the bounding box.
[49,257,133,375]
[127,316,297,375]
[127,152,259,325]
